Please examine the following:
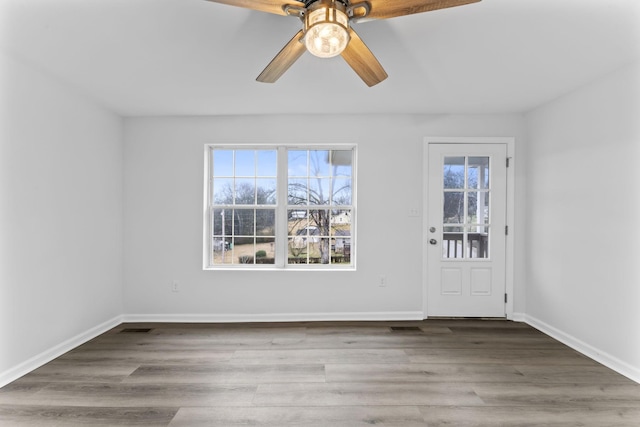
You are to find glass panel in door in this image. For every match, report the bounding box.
[442,156,491,260]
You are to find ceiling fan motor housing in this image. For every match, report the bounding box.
[304,0,349,7]
[303,0,351,58]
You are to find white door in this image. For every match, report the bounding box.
[426,143,507,317]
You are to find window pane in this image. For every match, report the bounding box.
[443,192,464,224]
[335,238,351,264]
[234,209,255,236]
[331,215,351,264]
[444,157,465,189]
[288,150,307,177]
[255,238,275,264]
[288,211,310,234]
[309,178,330,205]
[288,236,309,264]
[288,211,310,264]
[213,150,233,177]
[257,150,277,177]
[288,178,308,205]
[468,191,489,224]
[256,179,276,205]
[212,208,232,236]
[307,209,330,235]
[234,237,254,264]
[256,209,275,236]
[317,237,331,264]
[211,207,232,265]
[211,238,231,264]
[443,226,463,259]
[331,150,352,177]
[212,178,233,204]
[332,178,352,205]
[467,226,489,259]
[309,209,330,264]
[235,150,255,176]
[234,179,255,205]
[309,150,330,177]
[288,209,308,225]
[331,209,351,226]
[468,157,489,189]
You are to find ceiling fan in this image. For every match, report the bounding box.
[206,0,481,87]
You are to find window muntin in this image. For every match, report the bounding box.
[205,146,355,269]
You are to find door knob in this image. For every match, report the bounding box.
[429,239,437,245]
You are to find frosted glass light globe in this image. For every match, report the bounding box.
[304,6,350,58]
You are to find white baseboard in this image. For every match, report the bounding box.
[122,311,425,324]
[524,314,640,384]
[511,312,527,322]
[0,315,123,388]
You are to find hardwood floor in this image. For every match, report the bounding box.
[1,320,639,426]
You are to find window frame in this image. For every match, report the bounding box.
[203,144,357,270]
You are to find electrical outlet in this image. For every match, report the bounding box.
[379,275,387,287]
[172,281,180,292]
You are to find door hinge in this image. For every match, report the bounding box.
[506,157,510,168]
[504,293,508,303]
[505,225,509,235]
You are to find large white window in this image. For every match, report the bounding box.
[204,145,355,269]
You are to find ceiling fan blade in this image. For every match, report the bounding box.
[363,0,480,21]
[341,28,388,87]
[257,30,307,83]
[205,0,304,16]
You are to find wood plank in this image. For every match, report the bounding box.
[231,348,410,365]
[59,349,234,365]
[0,404,178,427]
[253,382,485,406]
[0,381,49,406]
[419,405,640,427]
[514,364,638,385]
[28,383,257,407]
[123,363,326,384]
[473,383,640,407]
[169,406,426,427]
[76,335,275,351]
[17,361,138,383]
[405,347,599,365]
[325,363,526,383]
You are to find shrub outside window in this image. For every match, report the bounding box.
[204,145,355,269]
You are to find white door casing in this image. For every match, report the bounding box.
[424,138,514,318]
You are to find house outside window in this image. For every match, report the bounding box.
[204,145,355,269]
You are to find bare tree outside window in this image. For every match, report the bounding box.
[287,150,353,265]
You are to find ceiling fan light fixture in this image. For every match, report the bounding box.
[304,1,350,58]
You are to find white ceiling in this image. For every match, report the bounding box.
[1,0,639,117]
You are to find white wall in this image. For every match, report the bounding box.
[0,52,124,385]
[123,114,526,320]
[525,61,640,381]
